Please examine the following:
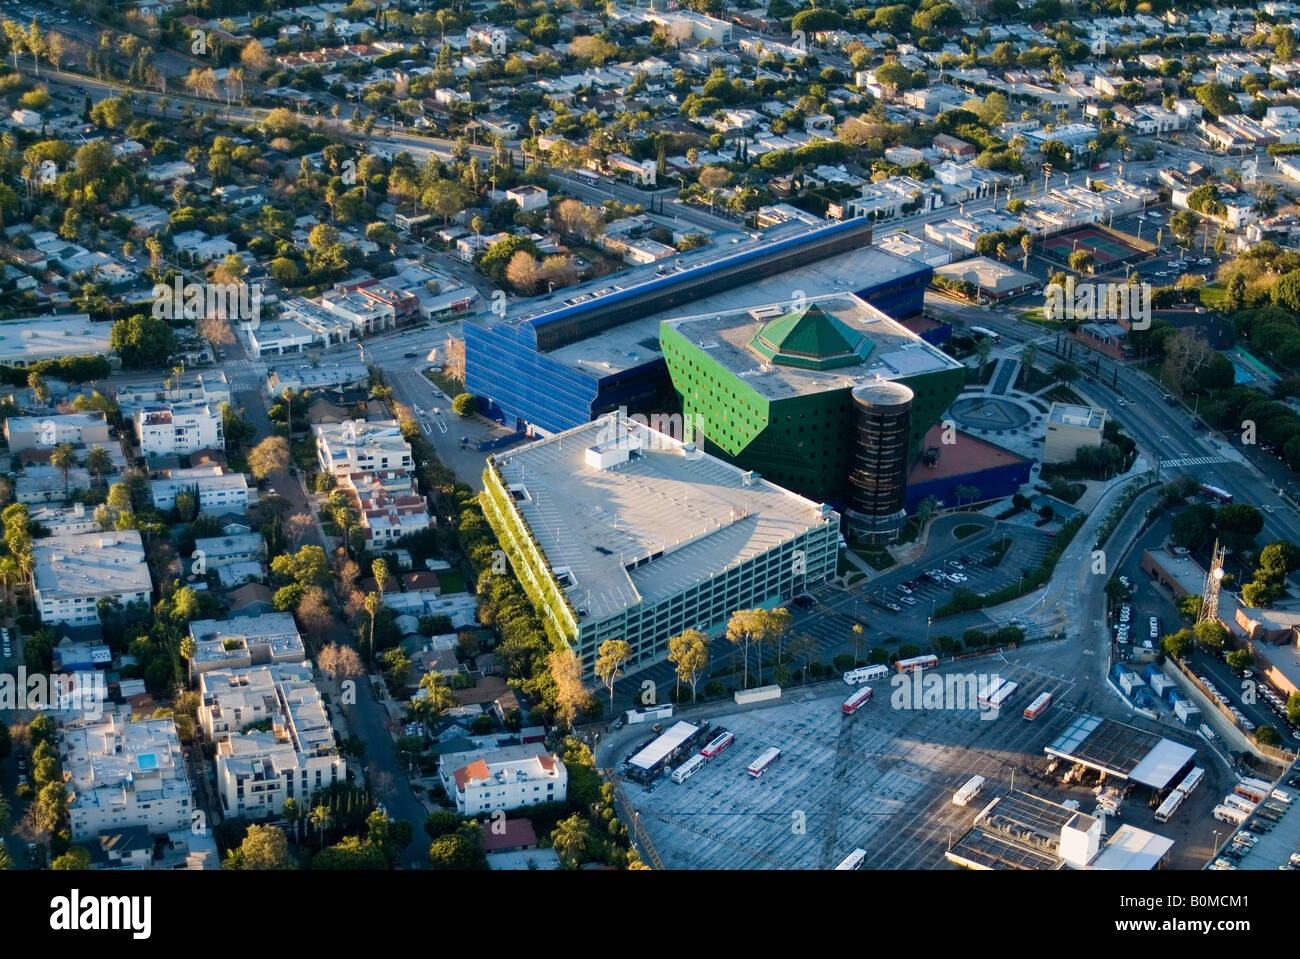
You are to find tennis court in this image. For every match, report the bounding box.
[1041,227,1147,267]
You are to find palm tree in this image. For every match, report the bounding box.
[975,336,993,378]
[85,445,112,488]
[309,804,331,850]
[15,549,34,611]
[283,798,301,843]
[1021,340,1039,389]
[50,443,77,496]
[0,556,17,616]
[418,672,456,717]
[551,814,591,868]
[364,591,382,668]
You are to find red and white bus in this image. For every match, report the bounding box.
[747,747,781,778]
[1235,778,1271,804]
[842,686,873,714]
[1023,691,1052,720]
[1200,484,1233,504]
[700,730,735,759]
[895,654,939,673]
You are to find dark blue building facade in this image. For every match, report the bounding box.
[904,458,1033,513]
[465,219,932,435]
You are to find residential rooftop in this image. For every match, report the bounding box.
[33,530,152,599]
[1048,402,1107,430]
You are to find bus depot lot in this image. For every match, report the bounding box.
[628,657,1081,871]
[627,650,1227,870]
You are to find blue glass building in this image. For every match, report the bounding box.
[464,219,932,435]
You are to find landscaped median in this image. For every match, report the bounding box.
[934,514,1086,618]
[1092,477,1155,551]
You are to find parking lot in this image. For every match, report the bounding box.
[623,649,1094,870]
[868,524,1054,620]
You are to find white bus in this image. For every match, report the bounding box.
[1154,789,1185,823]
[1223,793,1257,814]
[835,848,868,870]
[747,747,781,778]
[953,775,985,807]
[977,676,1006,706]
[1175,767,1204,796]
[843,665,889,685]
[671,754,707,784]
[969,325,1001,344]
[1213,804,1248,825]
[987,681,1018,710]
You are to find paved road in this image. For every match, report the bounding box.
[225,328,431,867]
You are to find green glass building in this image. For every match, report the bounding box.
[661,294,966,509]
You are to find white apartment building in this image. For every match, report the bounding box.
[318,289,397,336]
[27,502,100,536]
[4,412,111,452]
[115,371,231,411]
[188,612,306,677]
[198,662,315,740]
[209,665,344,819]
[314,419,413,475]
[150,470,250,514]
[34,530,152,626]
[440,743,567,816]
[63,715,194,840]
[192,533,266,569]
[134,402,224,456]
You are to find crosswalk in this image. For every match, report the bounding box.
[1160,456,1228,469]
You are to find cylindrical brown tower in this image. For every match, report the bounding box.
[845,380,913,544]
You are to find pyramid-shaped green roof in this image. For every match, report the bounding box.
[748,302,871,371]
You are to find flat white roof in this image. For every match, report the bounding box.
[1089,824,1175,870]
[1128,739,1197,791]
[628,721,699,771]
[491,415,836,621]
[0,315,110,361]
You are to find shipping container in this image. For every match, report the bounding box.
[734,684,782,706]
[1174,699,1200,725]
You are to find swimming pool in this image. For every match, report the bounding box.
[1229,347,1280,385]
